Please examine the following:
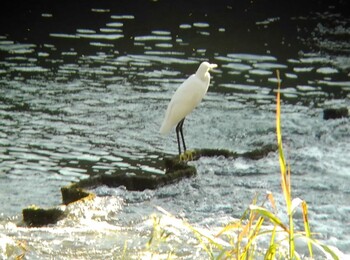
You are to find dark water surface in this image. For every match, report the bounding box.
[0,0,349,258]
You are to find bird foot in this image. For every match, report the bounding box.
[179,150,195,162]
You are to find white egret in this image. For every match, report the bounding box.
[160,61,217,159]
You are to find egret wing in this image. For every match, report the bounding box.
[160,75,206,135]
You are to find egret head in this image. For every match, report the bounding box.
[196,61,217,80]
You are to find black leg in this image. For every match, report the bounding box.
[179,119,186,152]
[176,118,186,155]
[176,121,182,155]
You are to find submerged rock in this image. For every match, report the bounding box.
[22,205,65,227]
[323,107,349,120]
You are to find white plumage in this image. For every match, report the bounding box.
[160,61,217,135]
[159,61,217,156]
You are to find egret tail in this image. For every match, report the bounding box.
[159,120,172,135]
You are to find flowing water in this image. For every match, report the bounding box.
[0,0,349,259]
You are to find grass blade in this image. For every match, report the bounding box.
[264,244,277,260]
[249,205,288,232]
[276,70,295,258]
[240,216,264,260]
[302,201,313,258]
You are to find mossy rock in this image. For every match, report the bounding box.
[57,156,197,192]
[194,144,277,160]
[22,206,64,227]
[98,161,196,191]
[239,144,277,160]
[163,156,194,171]
[63,146,276,192]
[22,145,278,226]
[61,185,94,205]
[193,149,237,159]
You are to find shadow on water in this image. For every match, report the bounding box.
[0,0,349,258]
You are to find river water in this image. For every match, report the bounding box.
[0,0,349,259]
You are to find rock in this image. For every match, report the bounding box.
[193,148,237,158]
[22,146,278,226]
[195,145,277,160]
[323,107,349,120]
[100,164,196,191]
[239,144,278,160]
[62,158,197,192]
[22,205,64,227]
[61,185,95,205]
[64,146,276,192]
